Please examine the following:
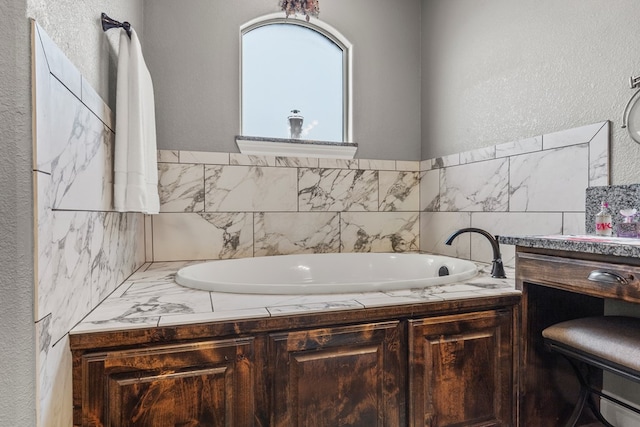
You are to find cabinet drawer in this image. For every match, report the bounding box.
[517,252,640,303]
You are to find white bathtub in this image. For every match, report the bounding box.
[175,253,478,294]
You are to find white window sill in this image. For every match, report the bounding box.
[236,136,357,159]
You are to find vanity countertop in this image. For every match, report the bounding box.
[499,234,640,258]
[70,260,517,336]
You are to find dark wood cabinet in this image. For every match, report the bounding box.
[71,296,519,427]
[269,321,405,427]
[409,310,515,427]
[78,338,255,427]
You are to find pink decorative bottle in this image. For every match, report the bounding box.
[595,201,612,236]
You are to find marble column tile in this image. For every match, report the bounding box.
[51,110,114,211]
[495,136,542,158]
[230,153,276,166]
[152,212,253,261]
[420,169,440,212]
[35,71,79,174]
[396,161,420,171]
[471,212,563,267]
[439,158,509,212]
[145,214,153,262]
[379,171,420,212]
[542,121,606,150]
[589,121,610,187]
[318,158,358,169]
[340,212,419,253]
[276,156,319,168]
[158,163,205,212]
[298,168,378,212]
[254,212,340,256]
[90,212,145,308]
[35,170,53,320]
[419,212,471,258]
[460,146,495,164]
[36,317,73,427]
[509,144,588,212]
[205,165,297,212]
[34,22,82,98]
[563,212,586,235]
[80,76,113,131]
[40,210,95,343]
[358,159,395,171]
[158,150,179,163]
[179,150,229,165]
[35,44,113,209]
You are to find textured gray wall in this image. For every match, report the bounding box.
[143,0,422,160]
[27,0,144,108]
[421,0,640,185]
[0,1,35,425]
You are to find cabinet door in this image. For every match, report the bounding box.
[269,321,405,427]
[409,309,514,427]
[80,338,254,427]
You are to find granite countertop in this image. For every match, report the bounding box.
[500,234,640,258]
[71,260,518,335]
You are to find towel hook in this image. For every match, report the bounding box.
[101,12,131,39]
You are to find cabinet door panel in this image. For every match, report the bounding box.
[81,338,254,427]
[409,309,514,427]
[270,321,405,427]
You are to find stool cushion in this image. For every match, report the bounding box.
[542,316,640,375]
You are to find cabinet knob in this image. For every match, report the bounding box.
[587,269,628,286]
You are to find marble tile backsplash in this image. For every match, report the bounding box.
[420,121,610,267]
[152,153,421,261]
[152,121,609,266]
[32,22,145,427]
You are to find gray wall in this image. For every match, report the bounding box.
[0,1,143,424]
[27,0,144,107]
[421,0,640,185]
[0,0,35,424]
[143,0,422,160]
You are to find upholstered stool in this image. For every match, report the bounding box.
[542,316,640,427]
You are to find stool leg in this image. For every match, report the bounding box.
[564,385,589,427]
[565,357,616,427]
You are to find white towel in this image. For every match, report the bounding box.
[113,27,160,214]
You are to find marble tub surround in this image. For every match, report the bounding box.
[420,121,610,268]
[151,151,421,261]
[32,22,145,427]
[71,260,517,335]
[585,184,640,234]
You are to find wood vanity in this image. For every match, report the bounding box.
[508,236,640,426]
[69,291,519,426]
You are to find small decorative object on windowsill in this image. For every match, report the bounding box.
[288,109,303,139]
[279,0,319,21]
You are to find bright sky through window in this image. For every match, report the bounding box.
[242,24,343,142]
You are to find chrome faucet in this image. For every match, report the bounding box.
[444,227,507,279]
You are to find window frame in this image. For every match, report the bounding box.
[240,13,353,144]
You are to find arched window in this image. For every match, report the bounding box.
[240,14,352,144]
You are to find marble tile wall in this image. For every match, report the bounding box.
[151,152,422,261]
[420,121,610,267]
[32,22,145,426]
